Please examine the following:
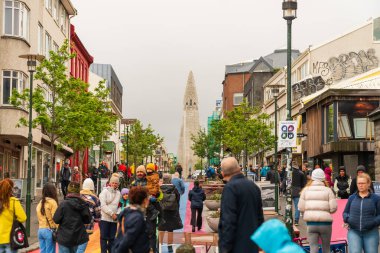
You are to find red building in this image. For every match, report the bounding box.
[70,24,94,174]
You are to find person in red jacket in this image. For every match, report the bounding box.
[324,167,333,188]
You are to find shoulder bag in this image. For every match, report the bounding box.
[10,199,29,250]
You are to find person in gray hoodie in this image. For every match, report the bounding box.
[99,174,121,253]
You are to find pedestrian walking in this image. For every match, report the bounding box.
[60,162,71,199]
[350,165,375,195]
[118,188,130,212]
[175,164,183,179]
[343,173,380,253]
[158,174,183,253]
[171,172,185,195]
[53,182,91,253]
[99,174,121,253]
[218,157,264,253]
[0,179,27,253]
[282,163,307,225]
[36,183,58,253]
[113,186,150,253]
[333,166,351,199]
[71,166,81,184]
[265,164,279,184]
[298,168,337,253]
[188,180,206,232]
[78,178,101,253]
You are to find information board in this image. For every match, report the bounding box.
[278,121,297,148]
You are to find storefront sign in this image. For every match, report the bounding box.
[373,181,380,196]
[279,121,297,148]
[260,184,276,211]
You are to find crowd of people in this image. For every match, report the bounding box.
[1,157,380,253]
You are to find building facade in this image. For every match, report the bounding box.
[89,64,123,169]
[70,24,93,175]
[0,0,75,195]
[263,17,380,177]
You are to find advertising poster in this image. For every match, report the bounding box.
[278,121,297,148]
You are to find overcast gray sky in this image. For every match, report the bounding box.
[70,0,379,154]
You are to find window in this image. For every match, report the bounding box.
[233,93,243,106]
[53,41,59,52]
[326,104,335,142]
[374,17,380,42]
[299,61,309,80]
[45,32,51,58]
[38,24,43,55]
[2,70,27,104]
[60,5,67,33]
[52,0,58,20]
[291,71,297,84]
[4,0,30,40]
[45,0,52,13]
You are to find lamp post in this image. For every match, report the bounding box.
[121,118,136,174]
[271,84,284,214]
[19,54,44,236]
[282,0,297,236]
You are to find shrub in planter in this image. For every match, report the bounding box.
[206,211,220,232]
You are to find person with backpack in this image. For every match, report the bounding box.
[188,180,206,232]
[113,186,150,253]
[158,174,183,253]
[53,182,91,253]
[343,173,380,253]
[0,179,27,253]
[36,183,58,253]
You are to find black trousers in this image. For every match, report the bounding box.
[61,180,69,198]
[100,220,117,253]
[191,208,203,229]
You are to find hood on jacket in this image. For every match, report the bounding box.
[66,194,88,211]
[192,186,203,193]
[161,184,176,193]
[251,219,304,253]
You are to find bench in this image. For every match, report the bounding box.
[158,231,219,253]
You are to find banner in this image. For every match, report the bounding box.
[278,121,297,148]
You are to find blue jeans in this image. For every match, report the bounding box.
[76,242,88,253]
[348,228,379,253]
[293,197,300,222]
[38,228,56,253]
[0,244,16,253]
[58,244,78,253]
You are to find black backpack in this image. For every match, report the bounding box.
[160,189,178,211]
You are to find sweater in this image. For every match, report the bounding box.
[99,186,121,223]
[36,197,58,229]
[298,180,337,222]
[0,197,27,244]
[343,192,380,232]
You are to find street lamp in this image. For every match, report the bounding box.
[243,112,251,178]
[282,0,297,236]
[19,53,44,236]
[121,118,136,174]
[271,84,284,214]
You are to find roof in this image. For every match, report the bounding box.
[225,49,300,75]
[90,63,123,93]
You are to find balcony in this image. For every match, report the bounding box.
[321,140,375,154]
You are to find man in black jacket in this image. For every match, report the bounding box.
[53,182,92,252]
[218,157,264,253]
[188,180,206,232]
[349,165,375,195]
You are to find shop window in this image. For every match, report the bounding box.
[326,104,334,143]
[0,154,3,179]
[338,101,378,140]
[10,157,18,178]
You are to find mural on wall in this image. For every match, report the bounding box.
[293,49,379,101]
[312,48,379,82]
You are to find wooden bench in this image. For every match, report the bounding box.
[158,231,219,253]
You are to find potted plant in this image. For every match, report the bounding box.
[206,210,220,232]
[204,193,221,210]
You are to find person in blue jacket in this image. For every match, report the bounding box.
[113,186,151,253]
[343,173,380,253]
[251,219,304,253]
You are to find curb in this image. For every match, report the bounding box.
[19,242,40,253]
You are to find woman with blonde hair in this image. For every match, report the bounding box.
[0,179,27,253]
[298,168,337,253]
[343,173,380,253]
[36,183,58,253]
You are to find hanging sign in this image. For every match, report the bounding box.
[278,121,297,148]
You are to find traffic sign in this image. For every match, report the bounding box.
[278,121,297,148]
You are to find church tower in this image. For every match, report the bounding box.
[177,71,200,178]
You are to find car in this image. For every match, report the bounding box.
[191,170,206,179]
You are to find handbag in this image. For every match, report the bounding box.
[45,212,57,242]
[10,199,29,250]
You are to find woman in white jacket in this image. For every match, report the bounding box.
[298,168,337,253]
[99,174,121,253]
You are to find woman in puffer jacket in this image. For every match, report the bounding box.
[298,168,337,253]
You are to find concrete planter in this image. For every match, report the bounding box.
[204,200,221,210]
[206,217,219,232]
